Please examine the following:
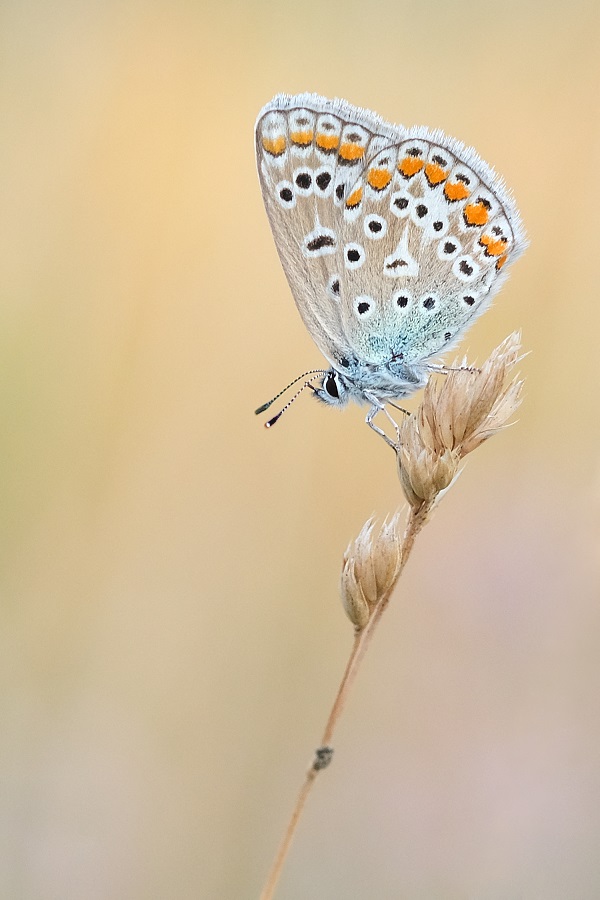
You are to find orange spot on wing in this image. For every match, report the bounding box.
[262,135,286,157]
[496,253,509,270]
[316,133,340,151]
[464,201,489,226]
[339,142,365,161]
[345,187,363,208]
[479,234,508,257]
[398,156,425,178]
[444,181,470,202]
[290,130,314,146]
[424,162,448,185]
[367,168,392,190]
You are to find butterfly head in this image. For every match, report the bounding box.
[312,369,352,408]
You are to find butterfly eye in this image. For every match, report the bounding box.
[325,374,340,398]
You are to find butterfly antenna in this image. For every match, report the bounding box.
[264,377,321,428]
[254,369,326,415]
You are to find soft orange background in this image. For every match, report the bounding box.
[1,2,599,898]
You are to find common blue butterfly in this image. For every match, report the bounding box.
[255,93,526,438]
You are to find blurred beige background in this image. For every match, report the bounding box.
[1,1,599,898]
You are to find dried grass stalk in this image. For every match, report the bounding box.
[260,334,523,899]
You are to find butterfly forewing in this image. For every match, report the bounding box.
[256,96,390,367]
[256,93,526,376]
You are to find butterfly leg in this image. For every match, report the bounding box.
[427,363,481,376]
[366,405,395,447]
[365,393,401,449]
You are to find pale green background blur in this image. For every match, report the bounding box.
[1,1,599,898]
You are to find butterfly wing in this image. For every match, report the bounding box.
[256,94,526,372]
[256,93,401,367]
[332,129,527,366]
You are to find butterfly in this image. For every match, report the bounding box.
[255,93,526,441]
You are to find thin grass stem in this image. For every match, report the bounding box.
[259,503,431,900]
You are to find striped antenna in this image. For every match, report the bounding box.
[264,377,321,428]
[254,370,326,416]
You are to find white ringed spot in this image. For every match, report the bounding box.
[302,226,337,258]
[275,180,296,209]
[437,236,462,261]
[393,289,412,310]
[363,214,388,240]
[292,167,314,197]
[327,274,341,301]
[354,295,375,319]
[344,242,365,270]
[452,256,480,282]
[313,166,335,198]
[390,190,412,218]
